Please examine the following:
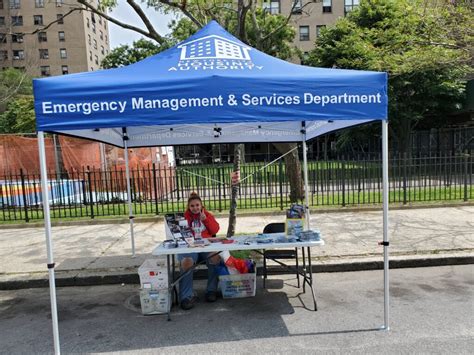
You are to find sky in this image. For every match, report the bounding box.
[108,3,174,49]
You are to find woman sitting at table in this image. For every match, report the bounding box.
[179,192,220,310]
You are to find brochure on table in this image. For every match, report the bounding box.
[155,212,324,255]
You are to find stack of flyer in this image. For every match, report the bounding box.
[138,258,170,315]
[285,204,305,236]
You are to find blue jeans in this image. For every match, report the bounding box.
[177,252,220,302]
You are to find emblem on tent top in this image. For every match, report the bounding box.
[178,35,251,61]
[169,35,262,72]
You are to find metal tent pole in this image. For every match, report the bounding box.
[302,127,311,230]
[381,119,390,330]
[123,130,136,257]
[38,131,61,354]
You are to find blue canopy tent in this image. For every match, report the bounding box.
[34,21,389,353]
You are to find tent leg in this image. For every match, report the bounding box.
[38,131,61,354]
[381,119,390,331]
[124,140,136,257]
[302,138,311,230]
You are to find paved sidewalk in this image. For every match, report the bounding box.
[0,205,473,289]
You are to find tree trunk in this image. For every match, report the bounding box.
[227,144,242,237]
[273,143,304,202]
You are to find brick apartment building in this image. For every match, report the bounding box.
[0,0,110,76]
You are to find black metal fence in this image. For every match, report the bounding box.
[1,151,472,222]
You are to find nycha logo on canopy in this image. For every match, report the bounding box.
[168,35,263,72]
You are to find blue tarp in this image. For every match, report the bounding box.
[33,21,387,146]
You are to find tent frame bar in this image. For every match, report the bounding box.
[122,128,136,257]
[382,119,390,330]
[38,131,61,354]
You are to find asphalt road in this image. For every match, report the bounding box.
[1,265,473,354]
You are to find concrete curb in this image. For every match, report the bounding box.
[1,254,472,290]
[1,201,473,229]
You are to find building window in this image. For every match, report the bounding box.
[98,16,102,25]
[0,33,6,43]
[56,0,63,7]
[344,0,359,15]
[292,0,302,14]
[13,50,24,60]
[299,25,310,41]
[105,35,108,44]
[35,0,44,8]
[104,22,106,30]
[58,31,65,41]
[12,33,23,43]
[93,39,97,49]
[89,51,92,61]
[9,0,20,9]
[262,0,280,14]
[92,22,96,33]
[86,18,90,28]
[100,45,104,55]
[301,52,309,65]
[57,14,64,25]
[0,50,7,61]
[61,65,68,75]
[39,48,49,59]
[0,1,3,9]
[0,17,4,26]
[34,15,43,26]
[94,55,98,65]
[88,34,91,45]
[99,30,103,40]
[323,0,332,13]
[40,65,50,76]
[38,31,47,42]
[316,25,326,37]
[11,16,23,26]
[59,48,67,59]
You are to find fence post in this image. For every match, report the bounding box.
[464,150,469,202]
[341,157,346,207]
[87,166,94,219]
[20,169,29,222]
[175,167,180,201]
[218,167,222,212]
[279,158,284,210]
[152,163,159,214]
[403,152,407,205]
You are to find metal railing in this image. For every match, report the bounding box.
[1,151,472,222]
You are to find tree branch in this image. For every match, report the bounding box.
[30,8,80,35]
[159,0,204,28]
[76,0,166,44]
[126,0,163,41]
[261,0,313,41]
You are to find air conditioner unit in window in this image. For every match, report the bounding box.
[17,38,23,43]
[13,56,20,60]
[43,55,49,59]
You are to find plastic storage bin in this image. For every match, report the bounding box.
[218,270,257,298]
[138,258,168,290]
[140,289,170,315]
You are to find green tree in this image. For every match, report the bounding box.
[0,69,35,134]
[0,96,35,134]
[101,38,171,68]
[307,0,472,154]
